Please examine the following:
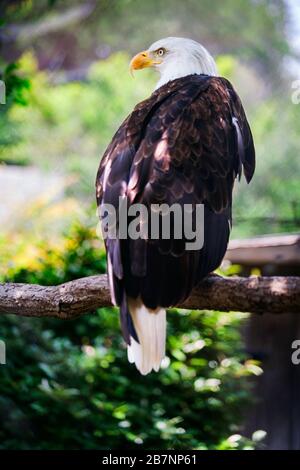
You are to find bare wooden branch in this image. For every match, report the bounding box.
[0,275,299,319]
[1,3,96,44]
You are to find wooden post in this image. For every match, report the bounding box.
[225,233,300,449]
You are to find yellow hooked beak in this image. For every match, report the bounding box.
[129,50,161,74]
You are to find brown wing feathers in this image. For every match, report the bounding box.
[96,74,255,343]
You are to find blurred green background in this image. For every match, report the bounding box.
[0,0,299,450]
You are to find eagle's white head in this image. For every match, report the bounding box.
[130,37,218,89]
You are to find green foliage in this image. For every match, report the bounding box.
[232,96,300,237]
[0,62,30,106]
[0,222,258,450]
[0,52,154,190]
[4,65,26,101]
[0,60,31,156]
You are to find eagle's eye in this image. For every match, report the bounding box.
[156,48,166,57]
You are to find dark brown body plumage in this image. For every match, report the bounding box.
[96,74,255,344]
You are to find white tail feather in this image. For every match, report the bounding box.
[127,298,166,375]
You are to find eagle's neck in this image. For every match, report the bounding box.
[155,48,217,90]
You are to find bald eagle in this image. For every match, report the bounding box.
[96,37,255,375]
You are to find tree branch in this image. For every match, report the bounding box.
[0,275,299,319]
[1,3,96,44]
